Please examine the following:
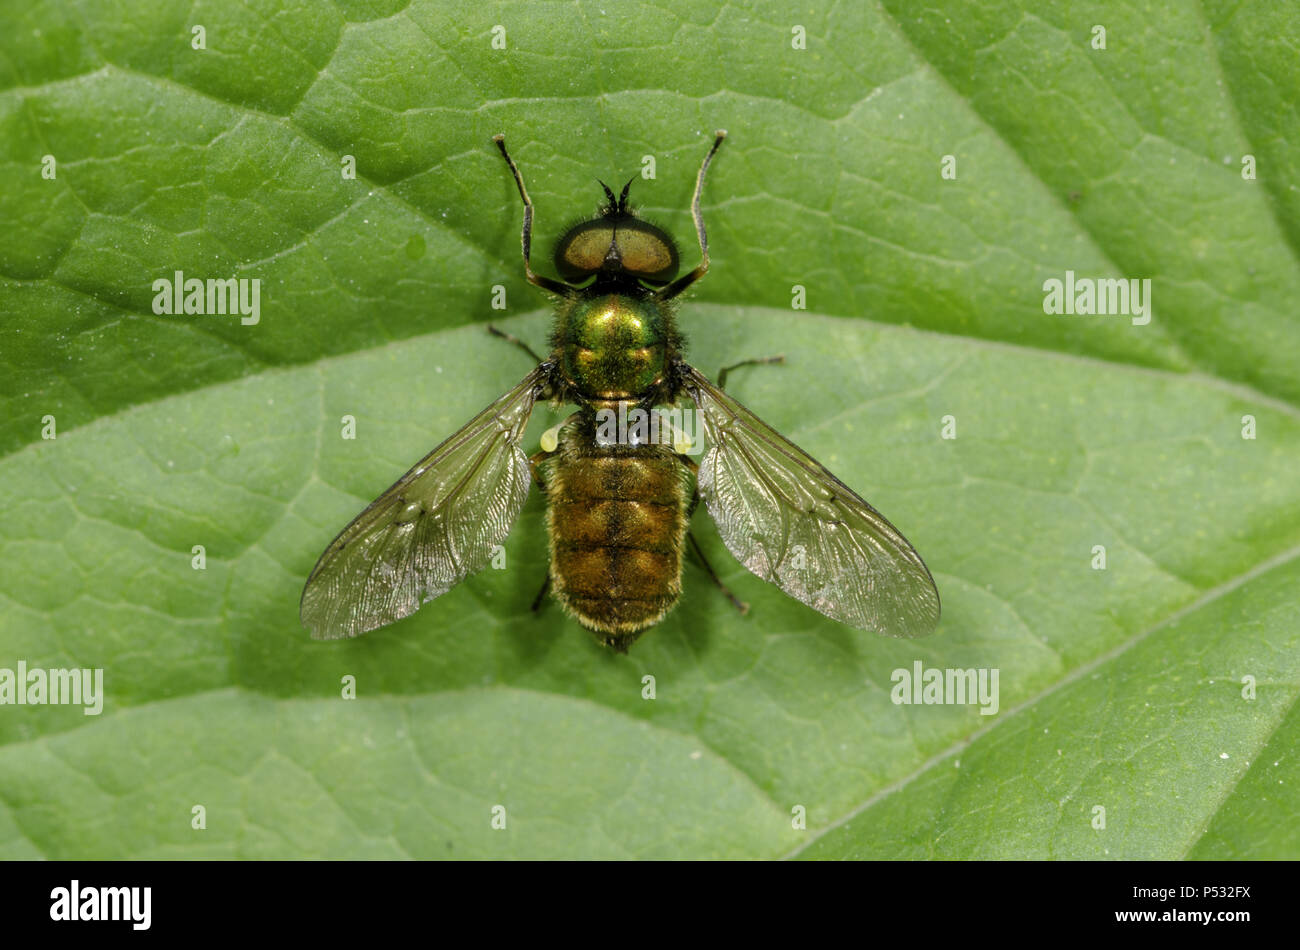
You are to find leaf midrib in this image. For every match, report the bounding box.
[5,303,1296,475]
[781,537,1300,859]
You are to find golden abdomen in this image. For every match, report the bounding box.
[542,413,692,651]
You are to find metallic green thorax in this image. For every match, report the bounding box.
[553,287,682,406]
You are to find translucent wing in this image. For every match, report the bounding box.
[683,365,940,637]
[301,367,546,639]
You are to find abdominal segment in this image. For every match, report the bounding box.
[542,411,693,652]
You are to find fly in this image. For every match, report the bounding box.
[300,131,940,651]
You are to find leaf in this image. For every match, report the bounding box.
[1,0,1297,859]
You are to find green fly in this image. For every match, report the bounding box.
[300,132,940,651]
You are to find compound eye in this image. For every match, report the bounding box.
[555,223,613,281]
[616,225,678,283]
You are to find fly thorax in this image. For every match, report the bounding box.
[560,294,669,400]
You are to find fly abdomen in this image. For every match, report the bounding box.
[542,411,692,651]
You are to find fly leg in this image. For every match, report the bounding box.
[679,453,701,515]
[529,449,550,490]
[677,454,748,615]
[656,131,727,302]
[687,531,749,616]
[527,449,553,614]
[530,575,551,613]
[494,135,572,296]
[717,355,785,391]
[487,324,546,364]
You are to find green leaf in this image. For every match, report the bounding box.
[1,0,1297,859]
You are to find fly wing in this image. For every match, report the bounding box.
[683,365,940,637]
[301,367,546,639]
